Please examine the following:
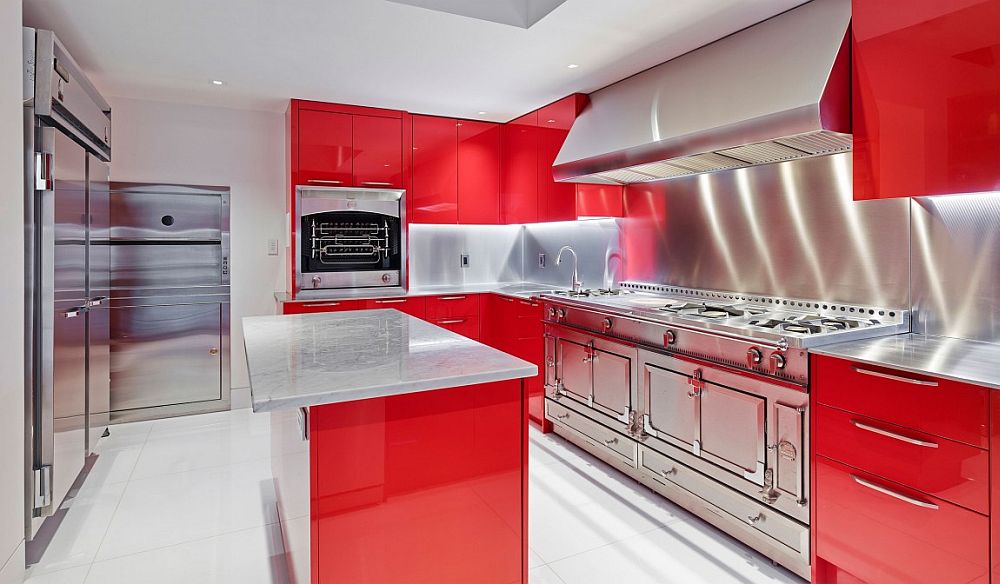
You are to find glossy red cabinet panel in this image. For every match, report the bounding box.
[814,456,989,584]
[812,355,989,448]
[458,120,501,224]
[364,296,426,319]
[353,114,404,188]
[814,404,988,514]
[576,183,624,218]
[501,112,539,224]
[297,109,353,188]
[311,381,527,584]
[425,294,479,320]
[282,299,366,314]
[411,115,458,223]
[480,294,547,430]
[991,391,1000,582]
[432,315,480,340]
[536,95,586,222]
[853,0,1000,199]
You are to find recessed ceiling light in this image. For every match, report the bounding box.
[211,80,225,86]
[567,64,579,69]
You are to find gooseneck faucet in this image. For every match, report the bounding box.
[556,246,582,293]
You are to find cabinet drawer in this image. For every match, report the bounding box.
[365,297,426,319]
[425,294,479,320]
[815,404,988,514]
[815,456,989,584]
[512,298,542,339]
[545,399,635,463]
[432,315,479,340]
[283,299,366,314]
[813,356,989,448]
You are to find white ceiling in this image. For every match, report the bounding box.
[22,0,808,121]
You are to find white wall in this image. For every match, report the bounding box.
[0,0,26,580]
[108,97,286,395]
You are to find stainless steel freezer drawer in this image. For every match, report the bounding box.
[110,244,224,288]
[110,303,224,412]
[109,191,224,241]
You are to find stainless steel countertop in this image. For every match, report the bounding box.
[275,281,569,303]
[244,309,538,412]
[811,333,1000,390]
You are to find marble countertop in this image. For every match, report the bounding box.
[274,281,569,303]
[812,333,1000,390]
[244,309,538,412]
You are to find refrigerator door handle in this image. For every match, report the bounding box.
[34,126,56,518]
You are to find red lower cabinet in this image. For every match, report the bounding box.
[309,380,527,584]
[481,294,547,431]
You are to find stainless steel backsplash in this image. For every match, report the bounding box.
[911,192,1000,342]
[621,153,912,308]
[522,219,623,289]
[407,224,522,287]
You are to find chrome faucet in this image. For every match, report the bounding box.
[556,246,582,293]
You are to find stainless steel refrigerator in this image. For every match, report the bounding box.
[23,28,112,540]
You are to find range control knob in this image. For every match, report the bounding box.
[556,308,566,320]
[664,330,677,345]
[548,307,556,319]
[602,317,613,332]
[770,352,787,370]
[747,347,763,366]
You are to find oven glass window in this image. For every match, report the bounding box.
[300,211,401,273]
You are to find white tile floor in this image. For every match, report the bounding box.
[24,408,803,584]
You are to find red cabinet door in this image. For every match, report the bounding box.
[425,294,479,320]
[353,115,403,188]
[458,120,501,224]
[576,184,624,218]
[536,96,584,222]
[853,0,1000,199]
[501,112,538,224]
[297,109,353,188]
[411,115,458,223]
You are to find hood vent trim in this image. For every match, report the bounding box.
[554,0,852,185]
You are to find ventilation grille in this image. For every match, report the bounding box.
[577,131,852,184]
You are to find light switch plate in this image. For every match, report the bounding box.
[267,239,279,256]
[460,253,470,268]
[538,253,546,268]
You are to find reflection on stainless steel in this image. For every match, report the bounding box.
[553,0,850,186]
[555,246,581,292]
[87,157,111,453]
[911,192,1000,343]
[523,219,622,289]
[407,224,522,288]
[622,154,910,307]
[812,333,1000,390]
[107,183,231,423]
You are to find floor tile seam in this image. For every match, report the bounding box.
[91,520,283,565]
[124,453,276,484]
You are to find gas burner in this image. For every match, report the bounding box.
[551,288,628,298]
[748,315,882,335]
[660,302,766,320]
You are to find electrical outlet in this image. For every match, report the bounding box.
[460,253,470,268]
[267,238,279,256]
[538,253,546,268]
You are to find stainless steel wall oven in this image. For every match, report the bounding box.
[296,186,406,294]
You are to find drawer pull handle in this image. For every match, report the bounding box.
[361,181,394,187]
[555,412,570,420]
[603,437,618,446]
[660,467,677,478]
[375,299,407,304]
[306,179,343,185]
[438,319,465,325]
[303,302,342,307]
[438,296,466,301]
[851,475,939,510]
[853,367,939,387]
[851,420,939,448]
[746,513,763,525]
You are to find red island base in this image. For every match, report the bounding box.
[271,378,528,584]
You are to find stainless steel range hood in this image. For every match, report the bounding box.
[553,0,851,185]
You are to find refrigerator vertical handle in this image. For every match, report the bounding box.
[34,126,56,516]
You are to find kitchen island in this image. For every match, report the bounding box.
[243,309,537,584]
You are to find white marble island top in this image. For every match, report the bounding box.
[244,309,538,412]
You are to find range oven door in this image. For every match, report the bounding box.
[296,187,405,291]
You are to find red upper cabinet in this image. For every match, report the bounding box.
[853,0,1000,199]
[457,120,501,224]
[353,115,404,188]
[576,184,624,218]
[297,110,354,188]
[411,115,459,223]
[501,111,539,224]
[536,95,586,222]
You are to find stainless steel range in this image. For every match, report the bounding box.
[540,282,909,580]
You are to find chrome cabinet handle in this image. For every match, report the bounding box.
[851,420,938,448]
[660,467,677,478]
[603,437,618,446]
[375,299,407,304]
[851,475,939,509]
[361,181,393,187]
[64,307,86,318]
[306,179,343,185]
[438,296,466,301]
[303,302,342,307]
[853,367,939,387]
[746,513,763,525]
[555,412,570,420]
[438,319,465,325]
